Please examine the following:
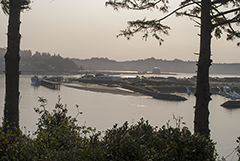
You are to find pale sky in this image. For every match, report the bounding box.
[0,0,239,63]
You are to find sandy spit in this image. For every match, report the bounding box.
[63,82,145,96]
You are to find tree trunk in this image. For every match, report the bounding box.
[3,0,21,135]
[194,0,213,137]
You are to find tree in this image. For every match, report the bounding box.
[106,0,240,137]
[1,0,30,135]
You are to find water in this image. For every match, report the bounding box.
[0,74,240,160]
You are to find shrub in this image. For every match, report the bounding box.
[33,96,89,160]
[0,96,217,160]
[237,136,240,161]
[0,126,37,160]
[101,118,217,161]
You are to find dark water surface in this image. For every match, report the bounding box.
[0,74,240,160]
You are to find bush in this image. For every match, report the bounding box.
[0,96,217,160]
[101,118,216,161]
[33,96,84,160]
[237,136,240,161]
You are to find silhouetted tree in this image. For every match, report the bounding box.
[1,0,30,135]
[106,0,240,137]
[31,51,79,72]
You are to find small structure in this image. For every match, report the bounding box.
[221,100,240,108]
[41,79,60,89]
[31,75,41,85]
[152,67,161,74]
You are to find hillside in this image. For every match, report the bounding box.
[0,48,79,73]
[73,57,240,75]
[1,47,240,75]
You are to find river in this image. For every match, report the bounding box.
[0,74,240,160]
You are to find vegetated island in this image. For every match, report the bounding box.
[61,75,192,102]
[60,74,240,102]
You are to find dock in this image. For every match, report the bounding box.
[41,79,60,89]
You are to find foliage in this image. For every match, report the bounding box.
[31,51,79,72]
[0,97,218,160]
[237,136,240,161]
[102,118,216,161]
[105,0,240,137]
[32,96,85,160]
[1,0,31,15]
[106,0,240,45]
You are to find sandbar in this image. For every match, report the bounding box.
[63,82,144,96]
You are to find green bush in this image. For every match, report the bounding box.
[101,119,216,161]
[237,136,240,161]
[0,96,217,160]
[33,96,84,160]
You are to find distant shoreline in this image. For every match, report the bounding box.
[0,71,82,75]
[0,71,178,76]
[1,71,240,79]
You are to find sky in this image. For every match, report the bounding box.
[0,0,239,63]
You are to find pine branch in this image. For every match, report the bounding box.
[107,0,201,44]
[212,5,238,32]
[1,0,9,14]
[117,18,170,45]
[1,0,31,15]
[105,0,167,11]
[211,0,229,5]
[176,12,201,19]
[191,17,201,26]
[211,0,240,6]
[212,7,240,19]
[156,1,199,22]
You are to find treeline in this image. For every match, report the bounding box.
[29,51,80,72]
[0,48,81,73]
[73,57,240,75]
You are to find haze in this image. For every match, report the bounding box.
[0,0,239,63]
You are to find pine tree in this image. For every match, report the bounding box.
[1,0,30,135]
[106,0,240,137]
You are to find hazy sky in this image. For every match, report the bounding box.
[0,0,239,63]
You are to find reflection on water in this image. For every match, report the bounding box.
[31,83,41,87]
[0,74,240,159]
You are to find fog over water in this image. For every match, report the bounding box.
[0,74,240,160]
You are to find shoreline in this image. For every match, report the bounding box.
[63,82,187,101]
[63,82,145,96]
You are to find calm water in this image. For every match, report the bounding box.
[0,74,240,159]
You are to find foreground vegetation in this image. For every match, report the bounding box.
[0,97,239,160]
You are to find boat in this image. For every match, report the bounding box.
[221,100,240,108]
[186,87,192,96]
[31,75,41,85]
[231,91,240,100]
[217,86,224,96]
[217,86,240,99]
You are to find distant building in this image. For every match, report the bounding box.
[152,67,161,74]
